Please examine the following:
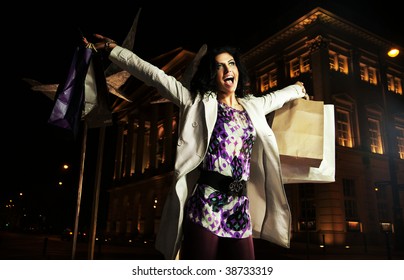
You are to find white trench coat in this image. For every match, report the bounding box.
[109,46,306,259]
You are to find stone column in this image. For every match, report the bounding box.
[306,35,331,102]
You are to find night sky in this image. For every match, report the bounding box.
[2,0,403,231]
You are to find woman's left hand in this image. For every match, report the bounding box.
[91,34,117,53]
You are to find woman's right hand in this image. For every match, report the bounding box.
[295,81,306,94]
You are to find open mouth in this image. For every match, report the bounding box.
[224,77,234,85]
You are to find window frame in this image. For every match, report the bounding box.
[386,73,403,95]
[333,96,358,149]
[329,50,349,74]
[359,56,379,85]
[394,117,404,159]
[289,52,311,78]
[367,117,384,154]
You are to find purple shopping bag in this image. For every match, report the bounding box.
[48,45,93,136]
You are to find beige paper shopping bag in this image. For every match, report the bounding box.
[280,104,335,183]
[272,96,324,167]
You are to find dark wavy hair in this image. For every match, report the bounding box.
[190,45,251,98]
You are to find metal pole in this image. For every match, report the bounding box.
[72,121,88,259]
[88,126,106,259]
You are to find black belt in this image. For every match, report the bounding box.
[197,170,247,196]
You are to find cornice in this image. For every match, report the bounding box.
[242,7,398,64]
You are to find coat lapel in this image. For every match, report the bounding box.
[202,92,218,135]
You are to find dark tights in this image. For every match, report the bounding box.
[180,218,255,260]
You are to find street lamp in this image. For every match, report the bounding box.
[387,48,400,58]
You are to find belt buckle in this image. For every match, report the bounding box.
[229,180,245,194]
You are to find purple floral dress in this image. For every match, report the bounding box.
[185,102,256,238]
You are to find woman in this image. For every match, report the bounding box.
[93,35,306,260]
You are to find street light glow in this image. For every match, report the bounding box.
[387,48,399,57]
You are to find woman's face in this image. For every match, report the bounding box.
[215,52,239,94]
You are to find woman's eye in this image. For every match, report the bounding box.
[229,61,235,66]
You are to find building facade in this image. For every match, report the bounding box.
[103,7,404,252]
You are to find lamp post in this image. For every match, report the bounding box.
[378,47,404,251]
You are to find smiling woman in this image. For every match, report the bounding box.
[3,0,403,259]
[90,27,307,259]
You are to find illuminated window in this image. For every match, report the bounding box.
[301,55,311,72]
[289,53,311,78]
[290,58,301,77]
[359,63,378,85]
[269,69,278,88]
[368,118,384,154]
[396,125,404,159]
[329,50,348,74]
[259,69,277,93]
[336,109,354,148]
[260,73,269,92]
[157,124,165,165]
[380,222,393,232]
[387,74,403,95]
[346,221,361,232]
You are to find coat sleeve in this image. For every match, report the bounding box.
[108,46,191,107]
[260,84,306,115]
